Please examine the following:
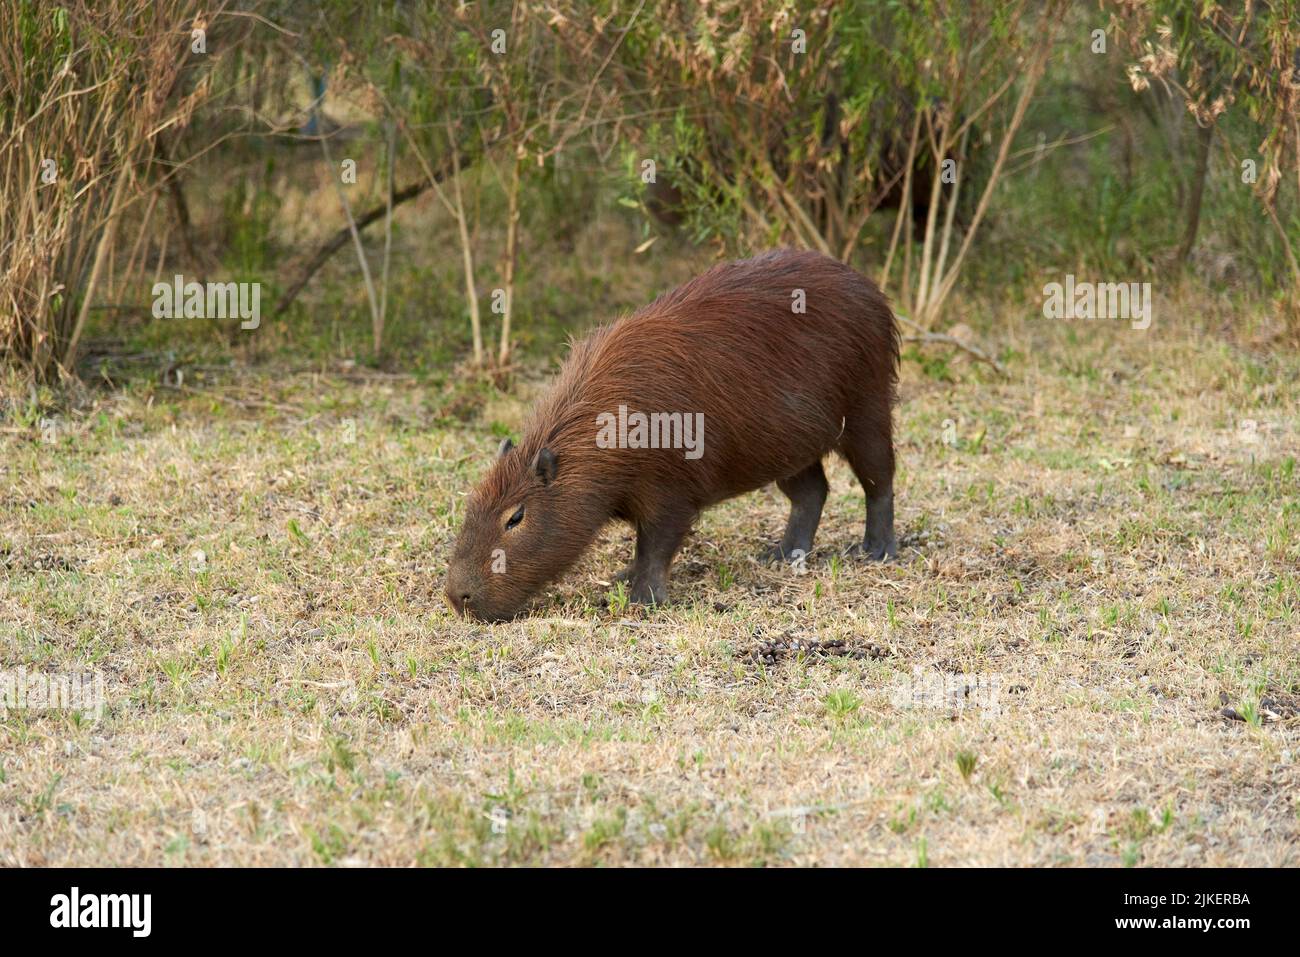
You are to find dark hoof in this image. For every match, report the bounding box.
[848,539,897,562]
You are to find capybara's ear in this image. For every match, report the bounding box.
[532,447,557,486]
[497,437,514,458]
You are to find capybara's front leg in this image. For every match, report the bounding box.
[839,414,898,561]
[862,480,898,560]
[626,509,695,605]
[759,461,828,564]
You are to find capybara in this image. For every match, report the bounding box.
[446,248,899,621]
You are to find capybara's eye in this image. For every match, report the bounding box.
[505,506,525,530]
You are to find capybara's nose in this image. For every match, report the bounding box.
[446,589,472,616]
[445,565,475,616]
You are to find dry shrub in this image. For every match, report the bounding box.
[0,0,229,382]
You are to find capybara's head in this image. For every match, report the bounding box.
[445,438,598,621]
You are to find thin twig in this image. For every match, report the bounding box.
[896,311,1007,377]
[317,126,381,344]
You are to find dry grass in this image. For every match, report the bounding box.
[2,293,1298,866]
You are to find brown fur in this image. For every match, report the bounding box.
[446,248,900,621]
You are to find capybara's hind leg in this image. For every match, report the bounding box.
[758,461,828,564]
[840,416,898,561]
[626,508,696,605]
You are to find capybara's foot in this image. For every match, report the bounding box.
[849,536,897,562]
[757,543,810,566]
[759,540,795,564]
[628,575,669,605]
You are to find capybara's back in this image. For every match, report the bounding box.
[447,249,900,621]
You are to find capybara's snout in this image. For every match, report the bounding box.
[444,564,478,617]
[444,562,524,622]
